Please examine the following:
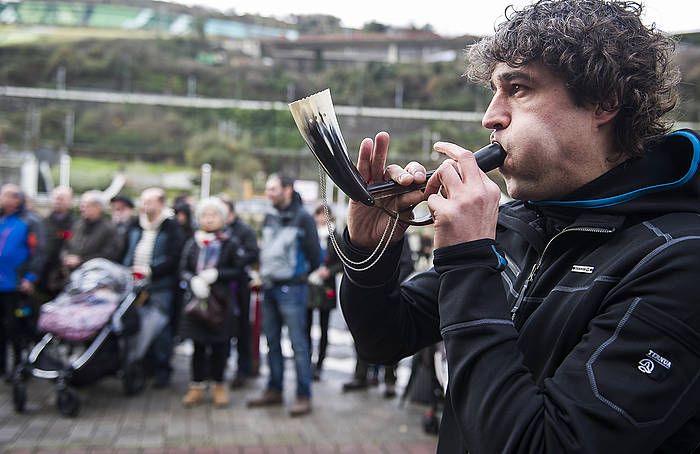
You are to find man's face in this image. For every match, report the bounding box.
[141,193,164,219]
[79,199,102,221]
[52,191,72,214]
[0,185,21,213]
[265,177,290,209]
[483,63,610,201]
[110,201,132,223]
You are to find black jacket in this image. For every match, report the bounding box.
[226,217,259,283]
[340,130,700,453]
[179,233,244,343]
[122,216,184,293]
[39,211,73,294]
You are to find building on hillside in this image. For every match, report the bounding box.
[257,31,479,71]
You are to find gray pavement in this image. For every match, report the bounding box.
[0,312,438,453]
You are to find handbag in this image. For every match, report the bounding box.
[184,292,226,327]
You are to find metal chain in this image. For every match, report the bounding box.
[319,165,399,272]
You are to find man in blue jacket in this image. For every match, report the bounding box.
[0,184,44,379]
[248,173,320,417]
[340,1,700,452]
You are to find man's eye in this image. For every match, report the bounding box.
[510,84,525,95]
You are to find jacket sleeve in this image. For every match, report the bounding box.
[150,219,185,280]
[325,232,343,276]
[434,238,700,453]
[339,230,442,364]
[299,212,321,273]
[21,214,46,283]
[216,238,245,283]
[179,239,196,283]
[238,223,259,269]
[97,222,122,263]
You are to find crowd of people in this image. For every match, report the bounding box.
[0,174,421,418]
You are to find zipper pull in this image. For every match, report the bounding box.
[511,261,540,321]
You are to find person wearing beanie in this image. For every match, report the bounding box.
[179,197,244,408]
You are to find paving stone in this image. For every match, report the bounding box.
[0,314,437,453]
[0,425,22,443]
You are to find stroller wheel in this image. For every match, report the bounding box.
[122,361,146,396]
[57,388,81,417]
[13,382,27,413]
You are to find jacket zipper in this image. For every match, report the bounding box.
[510,226,615,321]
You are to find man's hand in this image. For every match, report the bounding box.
[63,254,81,269]
[347,132,428,249]
[19,279,34,294]
[131,265,152,280]
[424,142,501,249]
[317,266,330,280]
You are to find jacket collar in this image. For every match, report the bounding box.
[529,130,700,214]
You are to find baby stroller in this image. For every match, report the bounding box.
[12,259,153,417]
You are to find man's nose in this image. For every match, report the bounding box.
[482,95,510,131]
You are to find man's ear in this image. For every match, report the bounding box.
[594,98,620,127]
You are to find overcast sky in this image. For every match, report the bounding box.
[174,0,700,36]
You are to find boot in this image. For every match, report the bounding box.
[182,382,206,407]
[212,382,230,408]
[247,389,283,407]
[289,397,312,417]
[342,378,368,392]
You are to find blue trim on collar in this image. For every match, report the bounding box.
[530,131,700,209]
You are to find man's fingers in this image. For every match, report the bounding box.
[357,138,373,182]
[370,132,390,183]
[424,160,462,197]
[434,142,483,185]
[384,164,411,185]
[405,161,427,183]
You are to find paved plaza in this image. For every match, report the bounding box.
[0,313,438,453]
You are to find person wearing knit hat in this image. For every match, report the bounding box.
[179,197,243,408]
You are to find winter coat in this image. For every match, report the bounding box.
[260,192,321,288]
[0,207,45,291]
[64,217,121,265]
[340,130,700,453]
[122,216,184,294]
[39,211,73,294]
[226,217,259,287]
[179,232,244,343]
[308,230,342,311]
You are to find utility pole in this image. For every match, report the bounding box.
[56,66,66,90]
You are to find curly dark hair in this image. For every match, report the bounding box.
[466,0,680,157]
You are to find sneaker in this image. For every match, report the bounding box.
[247,389,283,407]
[312,368,321,382]
[288,397,311,417]
[212,383,230,408]
[342,379,368,392]
[182,383,206,407]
